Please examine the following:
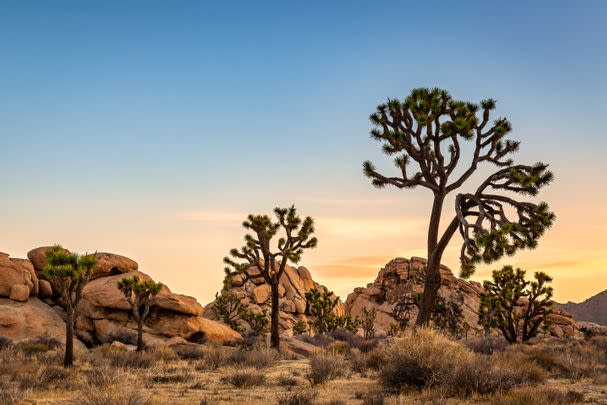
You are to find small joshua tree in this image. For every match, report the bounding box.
[224,205,317,349]
[292,319,308,335]
[363,87,555,326]
[117,276,162,351]
[213,287,248,332]
[305,288,339,334]
[360,307,377,339]
[242,309,270,336]
[479,265,554,343]
[44,245,97,367]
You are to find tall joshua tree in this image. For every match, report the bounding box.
[224,205,317,348]
[363,88,555,326]
[44,245,97,367]
[117,276,162,352]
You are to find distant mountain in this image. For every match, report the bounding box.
[557,290,607,325]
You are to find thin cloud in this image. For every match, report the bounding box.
[176,210,246,223]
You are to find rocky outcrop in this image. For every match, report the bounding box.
[0,246,241,349]
[346,257,579,339]
[0,252,35,299]
[204,263,345,335]
[0,297,87,352]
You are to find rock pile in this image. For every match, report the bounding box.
[204,263,345,334]
[345,257,579,339]
[0,247,241,348]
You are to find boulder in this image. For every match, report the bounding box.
[0,253,34,297]
[39,280,53,298]
[252,284,272,304]
[11,259,38,296]
[0,297,86,352]
[9,285,29,302]
[90,252,138,279]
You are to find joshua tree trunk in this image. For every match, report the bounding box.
[270,282,280,348]
[137,317,144,352]
[64,306,74,367]
[416,193,445,326]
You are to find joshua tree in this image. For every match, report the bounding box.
[292,319,308,335]
[363,87,555,325]
[360,307,377,339]
[117,276,162,351]
[213,287,248,332]
[224,205,317,349]
[43,245,97,367]
[305,288,340,334]
[479,265,554,343]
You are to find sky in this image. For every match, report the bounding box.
[1,1,606,305]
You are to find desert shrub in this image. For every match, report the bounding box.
[98,347,175,368]
[443,352,545,396]
[321,401,346,405]
[174,345,206,360]
[326,341,351,355]
[348,350,368,374]
[360,391,385,405]
[71,385,155,405]
[17,342,52,354]
[379,327,469,391]
[298,333,335,348]
[0,384,30,405]
[328,328,379,353]
[490,386,584,405]
[515,341,603,379]
[277,374,299,387]
[21,365,76,390]
[220,369,266,388]
[0,335,13,348]
[364,348,385,370]
[228,347,281,368]
[464,336,509,354]
[194,346,233,370]
[86,365,124,386]
[307,352,347,385]
[277,390,315,405]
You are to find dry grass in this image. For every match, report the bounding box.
[1,330,606,404]
[490,386,584,405]
[307,352,347,385]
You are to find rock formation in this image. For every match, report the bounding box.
[346,257,579,339]
[204,263,345,335]
[0,248,241,348]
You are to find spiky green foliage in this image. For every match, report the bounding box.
[304,288,339,334]
[363,87,555,325]
[44,245,98,367]
[360,307,377,339]
[224,205,317,348]
[117,276,162,351]
[432,296,467,337]
[241,309,270,336]
[213,288,248,332]
[479,265,554,343]
[328,314,360,334]
[292,319,308,335]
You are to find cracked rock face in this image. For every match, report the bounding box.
[345,257,579,339]
[204,263,345,335]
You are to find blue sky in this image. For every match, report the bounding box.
[1,1,606,303]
